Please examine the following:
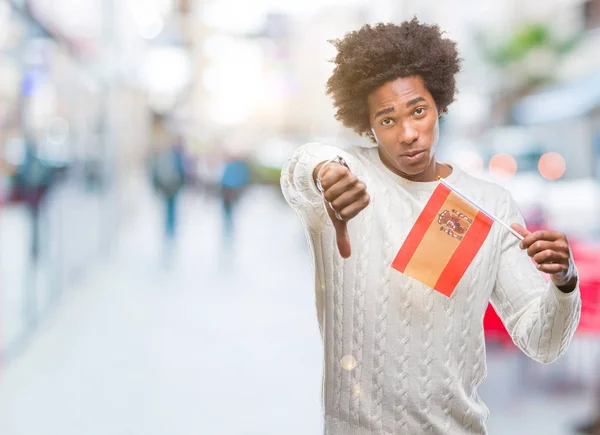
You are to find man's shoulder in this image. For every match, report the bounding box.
[306,143,375,156]
[346,144,379,162]
[452,168,513,216]
[293,142,378,167]
[454,167,508,198]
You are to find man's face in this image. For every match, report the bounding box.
[368,75,441,181]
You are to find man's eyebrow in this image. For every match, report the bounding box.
[406,97,426,107]
[374,106,395,119]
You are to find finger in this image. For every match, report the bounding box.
[511,224,531,249]
[526,240,559,258]
[522,230,563,249]
[511,225,561,251]
[532,249,568,266]
[323,176,359,202]
[330,184,367,211]
[319,164,351,191]
[536,263,566,274]
[326,205,351,258]
[336,194,371,221]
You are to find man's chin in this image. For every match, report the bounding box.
[393,163,426,177]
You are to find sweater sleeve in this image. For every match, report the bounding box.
[490,189,582,364]
[280,142,366,233]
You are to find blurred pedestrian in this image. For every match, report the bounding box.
[219,156,250,243]
[13,140,53,262]
[280,18,582,435]
[12,138,55,326]
[150,132,186,255]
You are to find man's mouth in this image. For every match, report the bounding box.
[402,150,426,158]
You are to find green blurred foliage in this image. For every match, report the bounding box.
[477,22,581,70]
[248,160,281,186]
[475,21,583,123]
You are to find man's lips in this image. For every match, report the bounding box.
[402,150,426,157]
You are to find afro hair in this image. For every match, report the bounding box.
[326,18,462,139]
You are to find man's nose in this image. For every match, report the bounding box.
[398,122,419,145]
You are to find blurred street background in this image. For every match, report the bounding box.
[0,0,599,434]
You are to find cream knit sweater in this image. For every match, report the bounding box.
[280,143,582,435]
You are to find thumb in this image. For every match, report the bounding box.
[326,204,351,258]
[510,223,530,249]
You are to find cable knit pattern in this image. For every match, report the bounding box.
[350,205,373,425]
[462,253,484,431]
[537,301,557,362]
[462,188,486,431]
[394,277,413,433]
[458,276,477,381]
[369,184,392,432]
[281,143,582,435]
[333,242,344,418]
[420,287,435,433]
[393,197,415,433]
[559,297,581,356]
[442,294,456,433]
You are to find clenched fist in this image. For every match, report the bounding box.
[313,159,370,258]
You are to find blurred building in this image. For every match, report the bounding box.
[0,0,177,361]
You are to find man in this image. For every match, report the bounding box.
[280,19,581,434]
[219,155,251,242]
[150,132,186,253]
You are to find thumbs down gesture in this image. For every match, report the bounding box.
[313,157,371,259]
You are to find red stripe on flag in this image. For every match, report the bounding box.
[433,211,494,296]
[392,183,451,272]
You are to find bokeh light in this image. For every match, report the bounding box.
[538,152,566,181]
[341,355,357,371]
[455,150,484,175]
[489,153,518,178]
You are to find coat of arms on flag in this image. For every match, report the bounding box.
[392,180,494,297]
[438,209,472,241]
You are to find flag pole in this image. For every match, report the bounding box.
[437,177,524,241]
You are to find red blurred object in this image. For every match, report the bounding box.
[570,240,600,335]
[484,237,600,345]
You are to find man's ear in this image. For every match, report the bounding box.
[368,128,378,144]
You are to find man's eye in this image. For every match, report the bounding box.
[414,108,425,116]
[381,118,394,126]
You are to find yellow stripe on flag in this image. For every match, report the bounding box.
[403,191,478,288]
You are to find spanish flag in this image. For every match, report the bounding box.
[392,180,494,297]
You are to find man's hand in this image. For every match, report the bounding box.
[511,224,578,293]
[313,161,370,258]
